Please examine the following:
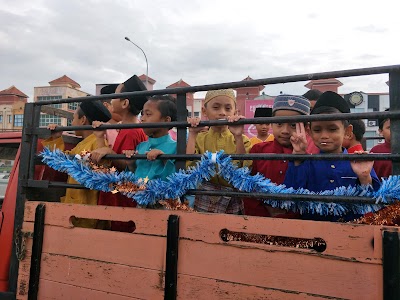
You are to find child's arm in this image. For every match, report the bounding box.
[283,160,311,190]
[123,150,137,172]
[147,149,165,161]
[290,123,308,166]
[186,117,207,154]
[41,124,65,151]
[92,121,107,148]
[228,115,246,154]
[350,151,374,186]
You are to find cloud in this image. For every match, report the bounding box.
[355,25,387,33]
[0,0,397,101]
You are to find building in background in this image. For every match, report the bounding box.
[34,75,90,127]
[0,86,28,131]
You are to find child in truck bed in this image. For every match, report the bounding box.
[43,100,111,228]
[123,95,177,182]
[284,91,380,220]
[187,89,251,214]
[90,75,148,232]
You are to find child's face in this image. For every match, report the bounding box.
[110,84,127,114]
[310,120,351,153]
[110,98,127,115]
[255,123,270,137]
[271,110,300,147]
[72,109,86,137]
[379,119,391,143]
[202,96,236,121]
[141,100,169,137]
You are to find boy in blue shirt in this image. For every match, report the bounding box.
[284,91,380,220]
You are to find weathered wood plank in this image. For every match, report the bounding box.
[177,274,347,300]
[38,279,142,300]
[38,253,350,300]
[177,239,381,300]
[40,225,167,270]
[34,225,381,299]
[40,253,164,299]
[24,202,382,262]
[19,202,392,299]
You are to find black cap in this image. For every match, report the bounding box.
[80,100,112,123]
[312,91,350,114]
[100,84,119,95]
[122,75,148,111]
[254,107,272,118]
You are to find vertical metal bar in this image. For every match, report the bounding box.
[8,103,35,294]
[175,93,187,171]
[389,71,400,175]
[28,105,41,179]
[164,215,179,300]
[383,230,400,300]
[28,204,45,300]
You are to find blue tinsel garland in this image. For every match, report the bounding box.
[40,147,400,216]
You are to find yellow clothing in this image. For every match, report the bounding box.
[249,134,274,147]
[189,128,251,186]
[42,134,102,228]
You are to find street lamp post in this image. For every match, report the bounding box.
[124,36,149,88]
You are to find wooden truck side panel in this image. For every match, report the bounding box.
[16,201,391,300]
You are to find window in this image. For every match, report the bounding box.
[13,114,24,127]
[0,115,3,123]
[367,95,380,126]
[8,115,12,123]
[68,102,80,110]
[350,108,364,113]
[364,131,382,151]
[193,111,200,117]
[39,114,62,127]
[37,96,63,109]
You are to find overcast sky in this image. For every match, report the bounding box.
[1,0,399,100]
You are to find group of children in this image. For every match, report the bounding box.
[43,76,393,228]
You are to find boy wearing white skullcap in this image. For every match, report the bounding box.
[186,89,251,215]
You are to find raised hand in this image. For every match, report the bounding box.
[350,151,373,185]
[290,123,308,154]
[227,115,245,137]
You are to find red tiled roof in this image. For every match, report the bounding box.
[139,74,156,84]
[167,79,191,88]
[0,86,28,98]
[49,75,81,88]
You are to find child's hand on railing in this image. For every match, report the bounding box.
[146,149,164,161]
[92,121,106,138]
[91,147,113,163]
[47,124,62,140]
[123,150,138,158]
[187,117,208,134]
[227,115,245,137]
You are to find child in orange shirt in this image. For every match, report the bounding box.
[249,107,274,146]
